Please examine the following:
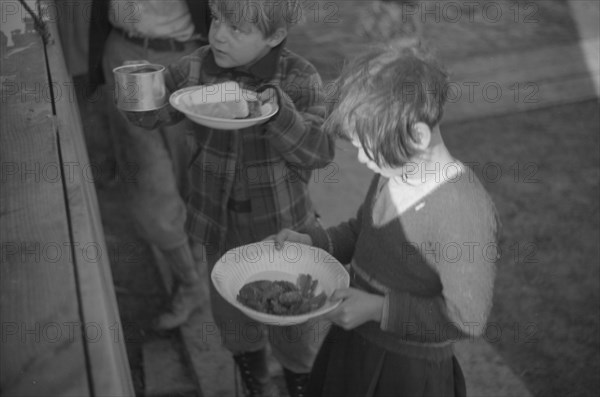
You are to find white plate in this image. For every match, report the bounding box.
[169,85,278,130]
[211,241,350,325]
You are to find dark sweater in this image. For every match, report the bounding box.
[307,171,499,361]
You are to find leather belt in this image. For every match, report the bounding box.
[112,25,200,52]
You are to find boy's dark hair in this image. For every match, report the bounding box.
[325,43,449,168]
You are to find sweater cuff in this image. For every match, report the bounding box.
[382,290,412,334]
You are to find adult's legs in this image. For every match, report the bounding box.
[102,31,203,329]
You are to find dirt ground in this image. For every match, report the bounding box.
[81,1,599,396]
[443,100,600,397]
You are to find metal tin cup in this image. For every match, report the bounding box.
[113,63,167,111]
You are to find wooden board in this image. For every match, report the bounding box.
[180,308,237,397]
[142,337,197,397]
[151,246,235,397]
[0,33,90,396]
[1,1,134,394]
[43,6,135,395]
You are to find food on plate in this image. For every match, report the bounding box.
[191,99,261,119]
[237,274,327,315]
[184,81,262,119]
[247,100,262,118]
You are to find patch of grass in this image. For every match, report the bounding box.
[444,100,600,397]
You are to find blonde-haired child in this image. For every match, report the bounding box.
[275,43,499,396]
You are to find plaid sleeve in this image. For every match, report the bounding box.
[164,57,190,93]
[161,48,207,125]
[164,47,207,92]
[264,62,334,169]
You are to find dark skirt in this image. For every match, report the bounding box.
[308,326,466,397]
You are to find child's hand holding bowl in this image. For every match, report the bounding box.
[269,228,384,329]
[267,228,312,250]
[325,288,384,330]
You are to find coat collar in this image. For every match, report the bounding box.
[203,40,285,82]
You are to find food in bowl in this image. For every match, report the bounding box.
[237,274,327,316]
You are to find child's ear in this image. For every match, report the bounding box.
[412,122,431,150]
[266,28,288,48]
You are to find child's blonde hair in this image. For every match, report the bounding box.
[325,43,449,168]
[210,0,302,38]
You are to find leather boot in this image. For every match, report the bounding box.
[233,349,279,397]
[154,245,204,330]
[283,367,310,397]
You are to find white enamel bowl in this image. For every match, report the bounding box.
[211,241,349,325]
